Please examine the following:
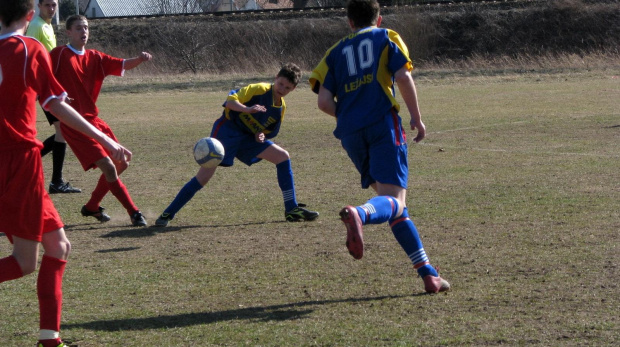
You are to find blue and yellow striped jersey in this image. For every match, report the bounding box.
[309,27,412,139]
[223,83,285,139]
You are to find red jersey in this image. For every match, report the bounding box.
[49,45,124,120]
[0,33,67,151]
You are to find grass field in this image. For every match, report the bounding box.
[2,68,619,346]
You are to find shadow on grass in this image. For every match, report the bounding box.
[99,225,203,238]
[64,294,417,331]
[100,220,290,238]
[95,247,141,253]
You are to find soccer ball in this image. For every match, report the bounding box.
[193,137,225,169]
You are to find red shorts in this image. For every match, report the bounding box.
[0,147,63,243]
[61,117,118,171]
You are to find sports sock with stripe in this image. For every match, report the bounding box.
[276,159,297,211]
[389,207,438,278]
[356,195,399,225]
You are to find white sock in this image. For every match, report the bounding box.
[39,329,59,340]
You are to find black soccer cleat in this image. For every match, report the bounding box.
[81,205,111,223]
[49,181,81,194]
[131,211,147,227]
[155,212,172,227]
[285,203,319,222]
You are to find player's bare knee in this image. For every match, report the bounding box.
[58,239,71,259]
[277,149,290,163]
[116,160,129,173]
[98,158,118,180]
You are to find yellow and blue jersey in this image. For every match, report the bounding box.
[222,83,285,139]
[309,27,412,139]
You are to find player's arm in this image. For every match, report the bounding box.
[225,100,267,114]
[317,85,337,118]
[394,66,425,143]
[47,99,132,162]
[123,52,152,71]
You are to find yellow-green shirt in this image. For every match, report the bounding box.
[26,16,56,52]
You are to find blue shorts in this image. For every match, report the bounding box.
[210,117,273,167]
[340,109,409,189]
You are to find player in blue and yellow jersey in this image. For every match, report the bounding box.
[155,63,319,226]
[309,0,450,294]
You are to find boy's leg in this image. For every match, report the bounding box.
[156,166,216,227]
[340,195,400,260]
[251,142,316,221]
[82,157,145,226]
[390,207,450,293]
[0,255,24,282]
[38,229,70,347]
[40,134,55,157]
[106,178,146,227]
[156,177,203,226]
[37,255,67,347]
[276,159,298,212]
[84,174,109,212]
[257,144,319,221]
[275,159,319,221]
[46,119,80,194]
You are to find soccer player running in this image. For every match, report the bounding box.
[309,0,450,293]
[155,63,319,226]
[50,15,152,226]
[26,0,81,194]
[0,1,132,346]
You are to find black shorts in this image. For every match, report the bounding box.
[44,109,59,125]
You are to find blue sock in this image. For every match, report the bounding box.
[389,207,438,278]
[163,177,203,218]
[276,160,297,212]
[355,196,399,225]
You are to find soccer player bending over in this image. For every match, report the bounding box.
[155,63,319,226]
[310,0,450,293]
[0,1,132,346]
[50,15,152,226]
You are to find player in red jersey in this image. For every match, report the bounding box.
[26,0,82,194]
[0,1,132,346]
[50,15,153,226]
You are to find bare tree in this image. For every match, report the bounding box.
[153,20,214,73]
[143,0,207,14]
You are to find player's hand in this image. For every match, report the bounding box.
[247,105,267,113]
[410,119,426,143]
[255,132,266,143]
[108,143,133,163]
[140,52,153,62]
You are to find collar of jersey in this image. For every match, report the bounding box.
[67,43,85,55]
[356,26,377,34]
[0,32,20,40]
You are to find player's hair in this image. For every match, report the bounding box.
[347,0,380,28]
[277,63,302,86]
[0,0,33,28]
[65,14,87,30]
[39,0,57,4]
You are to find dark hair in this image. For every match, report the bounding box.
[277,63,302,86]
[0,0,33,28]
[347,0,380,28]
[65,14,87,30]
